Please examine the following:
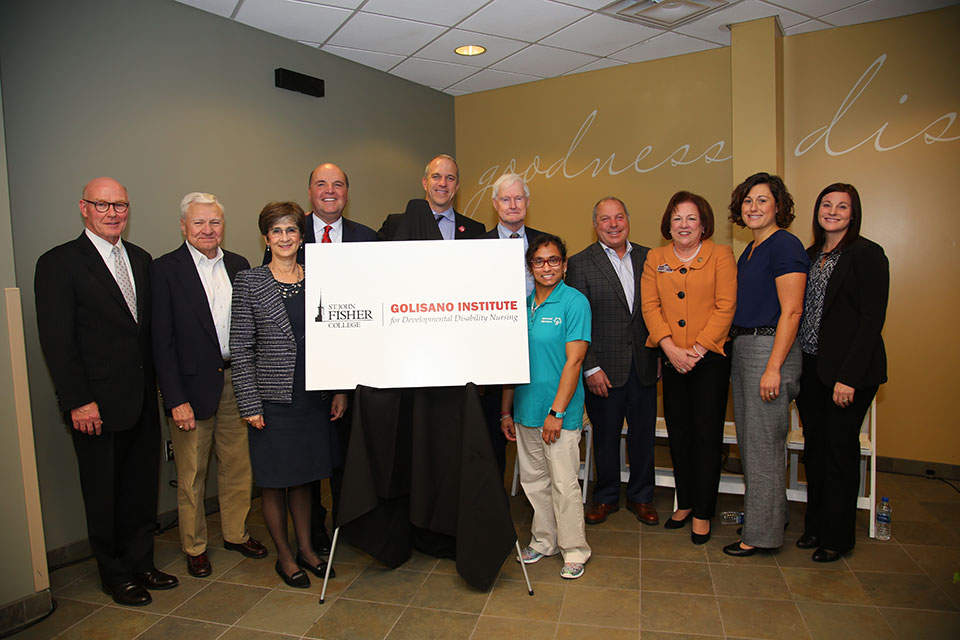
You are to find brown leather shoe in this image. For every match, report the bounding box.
[133,569,179,590]
[224,536,268,559]
[102,581,151,606]
[187,552,212,577]
[626,501,660,525]
[584,502,619,524]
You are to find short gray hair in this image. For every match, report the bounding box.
[180,192,224,219]
[592,196,629,225]
[491,173,529,201]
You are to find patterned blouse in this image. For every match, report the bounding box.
[799,249,842,355]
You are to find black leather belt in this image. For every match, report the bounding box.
[730,325,776,337]
[222,359,232,369]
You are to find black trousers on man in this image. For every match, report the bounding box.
[71,400,160,586]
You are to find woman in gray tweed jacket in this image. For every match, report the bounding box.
[231,201,346,588]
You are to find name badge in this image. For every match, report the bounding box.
[656,263,673,273]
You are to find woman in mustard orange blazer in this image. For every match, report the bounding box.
[641,191,737,544]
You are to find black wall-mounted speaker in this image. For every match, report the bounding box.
[274,68,325,98]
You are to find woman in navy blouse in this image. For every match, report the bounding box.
[723,173,809,557]
[795,184,888,562]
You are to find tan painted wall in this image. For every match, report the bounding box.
[456,6,960,465]
[783,8,960,465]
[456,46,734,254]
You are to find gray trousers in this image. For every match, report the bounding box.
[731,335,801,548]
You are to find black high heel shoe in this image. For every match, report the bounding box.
[691,529,711,545]
[664,512,692,530]
[275,560,310,588]
[296,551,335,579]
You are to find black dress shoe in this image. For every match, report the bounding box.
[296,551,335,579]
[102,581,152,606]
[664,512,692,530]
[812,547,843,563]
[796,533,820,549]
[224,537,268,559]
[691,530,711,545]
[722,541,760,557]
[133,569,179,590]
[275,561,310,588]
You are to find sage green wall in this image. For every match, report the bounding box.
[0,0,455,553]
[0,77,39,607]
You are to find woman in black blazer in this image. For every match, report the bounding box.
[231,202,346,587]
[795,183,889,562]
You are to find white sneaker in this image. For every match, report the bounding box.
[517,546,546,564]
[560,562,584,579]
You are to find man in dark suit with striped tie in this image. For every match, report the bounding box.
[35,177,179,606]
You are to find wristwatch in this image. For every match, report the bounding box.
[548,408,566,419]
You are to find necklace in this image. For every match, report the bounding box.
[673,241,702,263]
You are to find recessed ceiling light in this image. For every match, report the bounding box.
[454,44,486,56]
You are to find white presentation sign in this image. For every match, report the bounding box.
[304,239,530,390]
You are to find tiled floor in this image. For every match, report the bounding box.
[16,470,960,639]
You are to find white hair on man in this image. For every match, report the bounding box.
[180,192,224,219]
[491,173,530,201]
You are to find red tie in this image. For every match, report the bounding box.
[322,225,332,243]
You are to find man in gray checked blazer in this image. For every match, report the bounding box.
[565,197,660,526]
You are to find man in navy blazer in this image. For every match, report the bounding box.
[377,155,486,241]
[262,162,376,264]
[35,177,179,606]
[152,192,267,579]
[566,197,660,526]
[481,173,545,479]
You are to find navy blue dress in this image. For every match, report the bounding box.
[249,281,340,488]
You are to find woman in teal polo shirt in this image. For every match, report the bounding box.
[501,233,592,580]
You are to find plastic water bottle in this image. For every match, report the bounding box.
[876,497,892,541]
[721,511,744,525]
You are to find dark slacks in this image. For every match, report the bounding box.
[796,353,877,552]
[71,399,160,585]
[662,350,731,519]
[585,365,658,504]
[479,385,508,481]
[311,410,351,547]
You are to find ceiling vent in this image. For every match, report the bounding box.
[601,0,731,30]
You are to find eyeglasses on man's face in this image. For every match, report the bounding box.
[83,199,129,213]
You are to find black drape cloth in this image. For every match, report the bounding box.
[337,383,516,590]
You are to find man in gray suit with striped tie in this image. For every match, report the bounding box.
[565,197,660,526]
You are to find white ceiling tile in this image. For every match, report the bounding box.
[821,0,960,26]
[493,44,599,76]
[327,12,447,55]
[449,68,542,93]
[360,0,489,27]
[761,0,863,19]
[321,45,406,71]
[235,0,352,42]
[302,0,365,7]
[414,29,528,67]
[175,0,239,18]
[611,31,719,63]
[675,0,808,45]
[783,18,833,35]
[390,58,480,87]
[540,13,663,56]
[562,58,627,75]
[458,0,590,42]
[555,0,611,8]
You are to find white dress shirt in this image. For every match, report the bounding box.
[313,214,343,243]
[497,222,534,296]
[432,207,455,240]
[585,241,635,379]
[186,242,232,360]
[85,228,136,296]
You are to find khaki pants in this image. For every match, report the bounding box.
[517,425,591,564]
[169,369,252,555]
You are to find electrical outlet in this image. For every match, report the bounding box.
[165,440,175,462]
